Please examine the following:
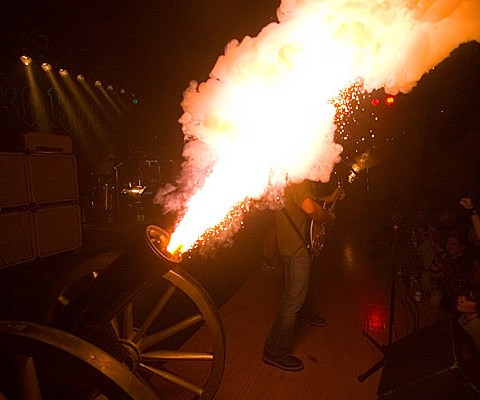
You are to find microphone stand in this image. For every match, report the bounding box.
[357,221,401,382]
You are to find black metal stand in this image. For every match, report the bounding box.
[358,224,400,383]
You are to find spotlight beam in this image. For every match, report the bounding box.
[43,65,96,165]
[21,56,50,132]
[97,84,123,115]
[61,73,112,153]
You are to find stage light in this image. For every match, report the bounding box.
[371,98,380,106]
[20,55,32,66]
[41,63,52,72]
[59,69,69,78]
[385,96,395,106]
[364,304,387,333]
[107,85,114,91]
[77,74,85,82]
[94,80,102,88]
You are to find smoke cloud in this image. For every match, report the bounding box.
[155,0,480,253]
[277,0,480,95]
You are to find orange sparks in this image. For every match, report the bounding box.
[157,0,480,256]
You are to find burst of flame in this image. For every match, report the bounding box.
[353,150,374,172]
[347,150,374,183]
[160,0,480,256]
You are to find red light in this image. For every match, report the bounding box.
[371,98,380,106]
[368,312,384,331]
[385,96,395,106]
[364,304,387,333]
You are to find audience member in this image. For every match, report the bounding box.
[460,197,480,248]
[456,286,480,353]
[432,231,478,313]
[437,203,458,235]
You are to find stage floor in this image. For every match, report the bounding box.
[172,213,440,400]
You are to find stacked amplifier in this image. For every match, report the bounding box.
[0,133,82,268]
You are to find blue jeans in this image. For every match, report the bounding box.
[264,255,312,359]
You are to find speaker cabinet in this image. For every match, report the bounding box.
[0,152,82,266]
[377,318,480,400]
[24,132,73,154]
[33,204,82,258]
[0,153,30,208]
[0,211,35,268]
[28,154,78,204]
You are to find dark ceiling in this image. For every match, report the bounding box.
[1,1,279,149]
[1,1,479,169]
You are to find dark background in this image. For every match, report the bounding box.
[1,1,278,154]
[1,0,480,209]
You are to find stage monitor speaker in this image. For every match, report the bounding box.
[28,154,78,204]
[0,153,30,208]
[377,318,480,400]
[0,211,36,267]
[34,204,82,258]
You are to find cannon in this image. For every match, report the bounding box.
[0,226,225,400]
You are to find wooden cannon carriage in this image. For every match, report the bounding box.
[0,226,225,400]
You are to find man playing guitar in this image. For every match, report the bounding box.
[263,179,345,372]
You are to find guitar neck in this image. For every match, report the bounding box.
[329,192,341,212]
[325,179,343,213]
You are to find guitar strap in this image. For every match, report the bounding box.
[281,209,313,258]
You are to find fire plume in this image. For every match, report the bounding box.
[156,0,480,256]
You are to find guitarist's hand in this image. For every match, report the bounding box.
[331,187,346,202]
[315,207,335,224]
[321,187,346,204]
[302,197,333,223]
[324,211,336,224]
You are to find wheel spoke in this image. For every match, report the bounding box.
[110,316,120,337]
[138,314,203,351]
[142,349,213,362]
[57,295,70,307]
[122,303,134,338]
[111,303,134,339]
[139,362,203,396]
[13,354,42,400]
[130,284,176,343]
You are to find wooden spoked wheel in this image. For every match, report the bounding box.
[0,320,160,400]
[111,266,225,400]
[34,225,225,400]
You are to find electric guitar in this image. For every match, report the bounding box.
[307,179,343,258]
[307,153,371,257]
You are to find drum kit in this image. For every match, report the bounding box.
[86,157,163,223]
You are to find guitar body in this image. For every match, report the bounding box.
[309,220,326,258]
[306,162,363,257]
[307,178,345,258]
